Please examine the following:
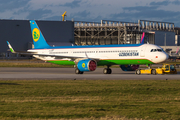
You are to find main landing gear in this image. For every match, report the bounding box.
[75,68,84,74]
[103,66,112,74]
[75,67,112,74]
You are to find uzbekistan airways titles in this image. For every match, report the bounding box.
[119,50,139,57]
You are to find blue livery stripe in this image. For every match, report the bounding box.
[32,44,143,50]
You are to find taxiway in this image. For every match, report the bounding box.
[0,67,180,80]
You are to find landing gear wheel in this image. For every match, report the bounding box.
[107,68,112,74]
[103,68,108,74]
[136,69,141,75]
[151,69,156,75]
[103,68,112,74]
[75,68,84,74]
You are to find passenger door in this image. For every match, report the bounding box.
[140,46,146,57]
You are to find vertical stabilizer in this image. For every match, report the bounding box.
[30,20,50,49]
[140,32,145,44]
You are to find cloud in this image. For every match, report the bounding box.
[0,0,29,12]
[149,0,171,6]
[73,10,90,19]
[111,6,180,26]
[172,0,180,5]
[0,0,180,27]
[26,9,52,20]
[63,0,82,8]
[123,6,158,12]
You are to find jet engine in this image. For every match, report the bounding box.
[120,65,139,71]
[77,59,97,72]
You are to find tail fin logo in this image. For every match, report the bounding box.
[32,28,40,42]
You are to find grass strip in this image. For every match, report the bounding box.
[0,61,73,68]
[0,80,180,120]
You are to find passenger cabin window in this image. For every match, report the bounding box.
[150,49,163,52]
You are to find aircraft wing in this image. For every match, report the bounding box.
[33,53,101,62]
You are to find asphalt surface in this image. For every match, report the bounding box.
[0,67,180,80]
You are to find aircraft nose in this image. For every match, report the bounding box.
[153,53,169,63]
[160,53,169,62]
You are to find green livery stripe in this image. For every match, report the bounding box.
[47,60,75,65]
[10,48,14,53]
[47,59,154,66]
[97,59,153,65]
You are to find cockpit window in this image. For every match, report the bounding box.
[150,49,163,52]
[157,49,162,52]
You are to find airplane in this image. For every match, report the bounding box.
[7,20,169,74]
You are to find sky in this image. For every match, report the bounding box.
[0,0,180,27]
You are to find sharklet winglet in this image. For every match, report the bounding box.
[7,41,15,53]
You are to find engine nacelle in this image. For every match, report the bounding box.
[77,59,97,72]
[120,65,139,71]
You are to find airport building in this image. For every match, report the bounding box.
[0,19,180,59]
[0,20,74,58]
[74,20,179,46]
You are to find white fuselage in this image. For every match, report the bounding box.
[28,44,168,64]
